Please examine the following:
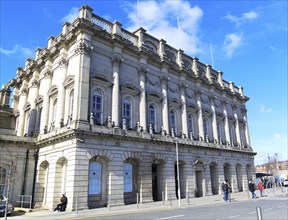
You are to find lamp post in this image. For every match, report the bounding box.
[175,137,181,207]
[275,153,279,186]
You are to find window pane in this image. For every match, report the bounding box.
[124,163,132,192]
[89,162,101,194]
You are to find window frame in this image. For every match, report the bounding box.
[88,161,102,195]
[123,163,133,193]
[123,97,132,128]
[92,90,103,125]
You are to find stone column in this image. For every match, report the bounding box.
[230,163,237,192]
[138,156,153,203]
[111,53,122,127]
[40,68,52,134]
[138,63,148,131]
[204,164,212,196]
[163,159,177,200]
[217,71,224,88]
[0,85,11,107]
[241,163,248,191]
[218,162,225,195]
[55,54,68,128]
[72,39,93,129]
[27,73,40,135]
[196,90,204,140]
[179,81,188,136]
[222,101,230,145]
[210,96,218,143]
[192,57,199,77]
[183,162,194,198]
[17,79,28,137]
[107,158,124,206]
[206,64,212,82]
[12,85,20,111]
[161,72,169,133]
[233,105,241,147]
[242,108,251,147]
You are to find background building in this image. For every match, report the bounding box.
[0,5,256,211]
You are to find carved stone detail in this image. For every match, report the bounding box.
[112,53,123,64]
[75,41,93,55]
[58,58,68,68]
[138,64,148,76]
[20,87,28,95]
[44,70,52,79]
[31,79,40,88]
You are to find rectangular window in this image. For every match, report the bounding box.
[89,162,101,194]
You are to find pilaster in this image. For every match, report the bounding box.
[222,101,230,144]
[196,90,204,140]
[179,81,188,136]
[161,72,169,133]
[210,96,218,143]
[233,105,241,147]
[17,78,28,136]
[138,157,153,203]
[138,63,148,130]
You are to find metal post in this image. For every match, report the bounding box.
[256,206,263,220]
[169,192,172,207]
[76,193,78,214]
[137,193,139,209]
[108,194,111,211]
[186,191,189,205]
[21,195,24,208]
[29,195,32,211]
[162,191,165,206]
[175,138,181,207]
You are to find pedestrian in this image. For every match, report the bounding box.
[258,181,264,197]
[248,180,257,198]
[222,180,231,202]
[54,193,68,212]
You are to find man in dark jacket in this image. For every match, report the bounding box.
[222,180,231,202]
[248,180,257,198]
[54,194,68,212]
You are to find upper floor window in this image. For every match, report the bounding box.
[69,89,74,116]
[35,106,42,132]
[188,114,194,135]
[123,98,132,128]
[148,104,156,131]
[52,99,57,122]
[0,167,7,196]
[203,118,208,138]
[169,110,176,133]
[92,90,103,125]
[88,162,101,194]
[124,163,132,192]
[217,122,222,142]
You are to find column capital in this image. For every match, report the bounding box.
[30,79,40,88]
[75,41,93,55]
[138,64,149,76]
[209,95,216,102]
[58,58,68,68]
[160,72,170,83]
[20,87,28,96]
[44,70,53,79]
[178,80,188,91]
[112,53,123,65]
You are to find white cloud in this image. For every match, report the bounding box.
[61,7,78,23]
[270,46,276,51]
[260,104,273,113]
[273,134,282,140]
[0,44,34,57]
[224,10,259,26]
[122,0,203,55]
[223,33,242,57]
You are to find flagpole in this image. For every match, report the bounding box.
[177,15,182,49]
[137,0,140,28]
[210,44,214,68]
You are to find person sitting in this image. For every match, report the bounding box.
[54,193,68,212]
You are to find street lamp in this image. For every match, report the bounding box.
[275,153,279,186]
[175,137,181,207]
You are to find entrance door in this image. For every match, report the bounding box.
[196,171,203,197]
[152,164,158,201]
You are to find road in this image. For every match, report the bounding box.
[63,194,287,220]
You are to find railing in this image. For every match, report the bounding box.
[91,14,113,33]
[16,195,32,210]
[223,80,230,89]
[121,29,138,45]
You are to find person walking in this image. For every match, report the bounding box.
[54,193,68,212]
[258,181,264,197]
[249,180,257,198]
[222,180,231,202]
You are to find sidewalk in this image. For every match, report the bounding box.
[5,187,287,220]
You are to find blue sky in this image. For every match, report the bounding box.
[0,0,287,165]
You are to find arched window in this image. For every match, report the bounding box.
[148,104,156,131]
[52,99,57,122]
[124,163,132,192]
[0,167,7,195]
[69,89,74,116]
[35,106,42,132]
[169,110,176,133]
[88,162,101,194]
[92,90,103,125]
[203,118,208,138]
[188,114,194,135]
[217,122,222,143]
[123,98,132,128]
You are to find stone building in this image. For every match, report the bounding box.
[0,5,256,211]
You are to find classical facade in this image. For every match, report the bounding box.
[0,5,256,211]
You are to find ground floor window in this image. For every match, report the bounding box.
[124,163,132,192]
[89,162,101,194]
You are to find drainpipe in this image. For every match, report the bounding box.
[21,150,29,195]
[31,148,39,208]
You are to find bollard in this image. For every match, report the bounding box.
[108,194,111,211]
[76,193,78,214]
[137,193,139,209]
[169,192,172,207]
[162,191,165,206]
[256,206,263,220]
[186,191,190,205]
